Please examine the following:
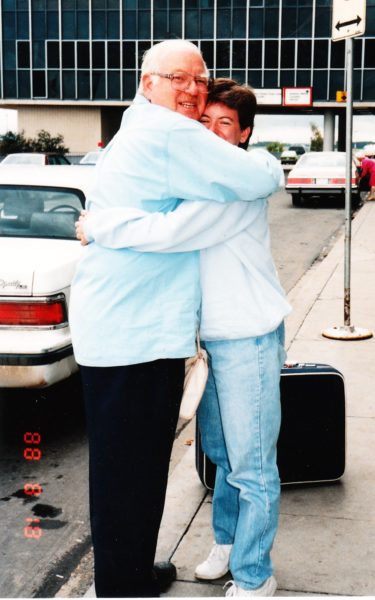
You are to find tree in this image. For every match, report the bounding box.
[0,130,33,154]
[0,129,69,155]
[266,141,284,154]
[32,130,69,154]
[310,123,323,151]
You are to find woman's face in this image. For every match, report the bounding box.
[200,102,250,146]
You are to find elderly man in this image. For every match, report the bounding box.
[70,42,282,598]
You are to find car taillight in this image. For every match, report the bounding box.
[329,177,357,184]
[0,298,67,326]
[287,178,314,184]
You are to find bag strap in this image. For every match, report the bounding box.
[196,329,202,352]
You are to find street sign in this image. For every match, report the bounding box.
[282,87,313,107]
[332,0,366,41]
[253,89,281,105]
[336,90,347,102]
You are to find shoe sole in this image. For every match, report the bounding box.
[194,568,230,580]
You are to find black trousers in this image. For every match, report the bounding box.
[80,359,185,598]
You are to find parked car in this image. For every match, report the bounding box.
[0,164,94,388]
[288,144,307,156]
[286,151,359,207]
[79,150,102,165]
[1,153,71,166]
[280,150,298,165]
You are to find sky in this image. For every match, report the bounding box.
[0,108,374,146]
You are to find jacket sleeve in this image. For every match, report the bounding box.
[167,124,284,203]
[84,200,265,252]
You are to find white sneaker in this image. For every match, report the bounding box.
[195,543,232,580]
[224,575,277,597]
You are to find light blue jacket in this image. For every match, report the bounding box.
[70,95,283,366]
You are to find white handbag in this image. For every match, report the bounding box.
[179,334,208,421]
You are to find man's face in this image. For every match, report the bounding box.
[142,50,208,121]
[200,102,251,146]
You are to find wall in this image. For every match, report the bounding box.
[17,106,102,154]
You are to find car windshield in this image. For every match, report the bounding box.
[298,153,346,168]
[80,152,101,165]
[0,186,84,239]
[2,154,45,165]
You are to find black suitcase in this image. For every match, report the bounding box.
[195,362,346,487]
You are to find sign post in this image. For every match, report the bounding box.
[322,0,372,341]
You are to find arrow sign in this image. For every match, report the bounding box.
[335,15,362,31]
[332,0,366,41]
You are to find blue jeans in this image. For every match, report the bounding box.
[197,324,286,590]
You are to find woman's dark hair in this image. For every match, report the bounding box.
[207,78,257,149]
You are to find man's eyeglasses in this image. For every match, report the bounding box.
[151,71,210,93]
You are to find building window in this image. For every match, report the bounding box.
[18,70,31,97]
[17,41,30,68]
[249,8,264,38]
[108,41,120,68]
[201,41,214,69]
[17,11,29,38]
[216,40,230,68]
[233,40,246,68]
[329,69,345,100]
[264,40,278,68]
[123,41,136,68]
[32,70,46,97]
[314,39,328,68]
[62,70,76,98]
[77,10,89,38]
[77,41,90,68]
[123,70,137,99]
[365,39,375,68]
[297,39,311,68]
[313,69,327,100]
[363,70,375,100]
[48,70,60,98]
[77,70,90,98]
[33,40,45,68]
[47,41,59,68]
[62,41,75,68]
[330,39,345,68]
[93,70,106,98]
[248,40,262,68]
[108,70,121,98]
[63,10,77,38]
[92,41,105,68]
[280,40,295,69]
[3,71,17,97]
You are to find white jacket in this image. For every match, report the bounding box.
[84,177,292,341]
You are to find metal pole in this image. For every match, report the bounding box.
[322,35,372,340]
[344,37,353,327]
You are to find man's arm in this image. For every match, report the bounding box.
[82,199,266,252]
[167,124,284,204]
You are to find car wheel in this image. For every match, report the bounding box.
[291,194,302,207]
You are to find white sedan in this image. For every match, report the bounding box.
[0,165,94,388]
[286,151,359,207]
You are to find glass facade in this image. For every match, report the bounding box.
[1,0,374,102]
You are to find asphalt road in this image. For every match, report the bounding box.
[0,187,348,598]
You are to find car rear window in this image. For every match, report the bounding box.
[0,186,84,239]
[298,153,346,168]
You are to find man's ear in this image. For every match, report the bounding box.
[142,74,153,99]
[240,126,251,144]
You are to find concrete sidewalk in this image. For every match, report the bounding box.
[85,201,375,598]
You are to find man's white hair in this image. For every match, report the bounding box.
[138,39,208,93]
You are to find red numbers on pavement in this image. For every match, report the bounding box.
[23,432,43,539]
[24,518,42,540]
